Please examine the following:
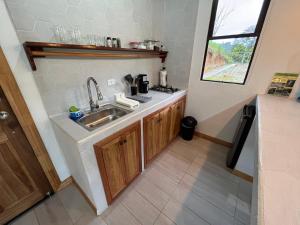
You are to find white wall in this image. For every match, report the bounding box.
[5,0,165,115]
[161,0,199,89]
[186,0,300,142]
[0,0,70,181]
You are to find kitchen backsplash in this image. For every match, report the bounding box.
[33,58,160,115]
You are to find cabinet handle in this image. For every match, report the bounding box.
[123,139,127,144]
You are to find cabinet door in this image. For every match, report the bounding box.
[159,107,171,151]
[170,99,185,141]
[144,113,161,164]
[95,136,126,202]
[122,124,141,183]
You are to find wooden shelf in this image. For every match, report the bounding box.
[23,42,168,71]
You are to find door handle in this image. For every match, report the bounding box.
[0,111,9,120]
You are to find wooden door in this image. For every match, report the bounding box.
[0,88,52,224]
[96,136,126,202]
[122,123,141,183]
[159,107,171,151]
[169,99,185,141]
[144,112,161,164]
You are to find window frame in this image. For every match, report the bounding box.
[200,0,271,85]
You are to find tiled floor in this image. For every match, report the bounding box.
[9,137,252,225]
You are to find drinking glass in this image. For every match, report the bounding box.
[53,25,67,43]
[71,27,81,44]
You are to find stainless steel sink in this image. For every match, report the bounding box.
[76,104,132,131]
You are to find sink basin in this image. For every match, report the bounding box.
[76,104,132,131]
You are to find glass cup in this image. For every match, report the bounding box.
[53,25,67,43]
[71,27,81,44]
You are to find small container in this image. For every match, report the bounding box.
[138,42,147,49]
[129,42,140,49]
[69,110,84,121]
[180,116,198,141]
[154,46,160,51]
[159,67,168,87]
[112,38,117,48]
[117,38,121,48]
[131,86,138,96]
[106,37,112,47]
[144,40,159,50]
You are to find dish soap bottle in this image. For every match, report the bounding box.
[159,67,167,87]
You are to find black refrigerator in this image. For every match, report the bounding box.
[226,105,256,169]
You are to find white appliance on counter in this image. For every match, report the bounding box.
[114,93,139,110]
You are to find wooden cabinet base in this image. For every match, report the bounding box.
[94,122,141,204]
[144,97,186,166]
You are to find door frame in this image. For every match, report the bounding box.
[0,48,61,191]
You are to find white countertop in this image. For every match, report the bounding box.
[257,95,300,225]
[51,90,187,144]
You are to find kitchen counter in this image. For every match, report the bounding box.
[50,90,187,214]
[51,90,187,144]
[256,95,300,225]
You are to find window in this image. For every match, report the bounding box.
[201,0,271,84]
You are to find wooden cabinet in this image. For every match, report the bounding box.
[144,107,171,164]
[144,112,161,163]
[94,122,141,204]
[144,97,185,165]
[169,98,185,141]
[159,107,171,150]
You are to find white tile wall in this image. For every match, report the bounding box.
[5,0,200,114]
[5,0,165,115]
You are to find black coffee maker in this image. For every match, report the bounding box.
[136,74,149,94]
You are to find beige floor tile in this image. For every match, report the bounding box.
[8,137,251,225]
[152,153,189,183]
[74,211,107,225]
[238,179,252,204]
[154,214,176,225]
[193,156,239,183]
[163,199,209,225]
[156,152,191,172]
[196,149,228,166]
[102,203,141,225]
[235,199,251,225]
[34,195,73,225]
[121,189,160,225]
[171,184,235,225]
[57,184,94,223]
[10,210,39,225]
[234,219,246,225]
[181,174,237,216]
[187,160,240,190]
[134,177,170,210]
[143,166,178,194]
[167,141,200,163]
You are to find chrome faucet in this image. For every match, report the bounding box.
[87,77,103,111]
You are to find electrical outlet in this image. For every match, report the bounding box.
[107,79,116,86]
